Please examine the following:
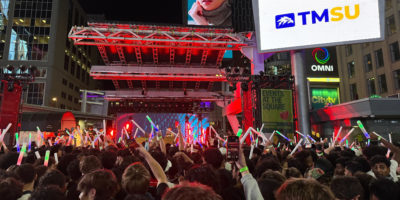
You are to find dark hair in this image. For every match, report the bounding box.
[258,170,286,184]
[150,150,168,170]
[203,148,223,169]
[67,159,82,181]
[258,178,282,200]
[352,156,371,173]
[184,164,221,195]
[80,155,102,175]
[57,154,76,175]
[0,152,19,170]
[362,146,387,160]
[345,161,363,175]
[30,185,67,200]
[100,151,117,170]
[0,177,23,200]
[354,172,374,199]
[276,178,335,200]
[162,182,222,200]
[330,176,364,200]
[78,169,118,200]
[370,155,390,168]
[15,163,35,184]
[285,167,302,179]
[124,194,154,200]
[38,169,66,189]
[254,158,282,178]
[314,158,333,174]
[369,178,399,200]
[122,162,151,195]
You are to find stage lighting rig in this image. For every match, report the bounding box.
[0,64,37,91]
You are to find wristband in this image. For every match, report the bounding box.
[239,166,249,173]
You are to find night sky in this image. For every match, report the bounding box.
[78,0,185,25]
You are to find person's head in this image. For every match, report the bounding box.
[199,0,226,11]
[122,162,151,195]
[184,164,221,194]
[294,150,314,169]
[353,172,374,199]
[203,148,223,169]
[78,169,118,200]
[30,185,67,200]
[38,169,66,190]
[258,178,282,200]
[369,178,399,200]
[276,178,335,200]
[254,158,282,178]
[370,155,391,178]
[100,151,117,170]
[285,167,302,179]
[79,155,102,175]
[124,194,153,200]
[258,170,286,184]
[15,163,36,185]
[344,161,363,176]
[335,157,350,176]
[362,146,387,160]
[330,176,364,200]
[0,152,18,170]
[0,177,23,200]
[67,159,82,181]
[162,182,222,200]
[150,150,168,171]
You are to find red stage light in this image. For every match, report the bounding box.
[125,123,130,129]
[110,130,114,137]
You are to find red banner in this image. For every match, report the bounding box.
[0,80,22,137]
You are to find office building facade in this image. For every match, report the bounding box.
[0,0,100,111]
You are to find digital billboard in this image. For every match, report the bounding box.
[310,87,340,110]
[187,0,232,26]
[252,0,385,53]
[305,47,339,78]
[261,89,293,133]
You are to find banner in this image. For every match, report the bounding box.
[261,89,293,133]
[310,87,340,110]
[305,47,339,78]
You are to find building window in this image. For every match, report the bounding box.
[367,78,377,96]
[394,69,400,89]
[375,49,384,68]
[60,104,65,109]
[62,78,67,86]
[64,55,69,71]
[70,60,75,75]
[74,97,79,104]
[378,74,388,93]
[386,0,393,10]
[68,94,72,101]
[75,86,79,93]
[363,54,373,72]
[345,45,352,56]
[389,41,400,62]
[0,0,10,60]
[347,61,355,78]
[61,91,66,99]
[9,0,52,61]
[69,82,73,89]
[81,69,85,82]
[350,83,358,100]
[26,82,45,105]
[86,73,89,85]
[386,15,396,35]
[76,65,80,79]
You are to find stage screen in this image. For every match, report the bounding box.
[187,0,232,27]
[252,0,385,53]
[117,113,210,138]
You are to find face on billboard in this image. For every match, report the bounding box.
[252,0,384,53]
[187,0,232,26]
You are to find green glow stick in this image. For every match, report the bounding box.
[277,142,281,148]
[118,136,122,143]
[236,129,243,137]
[44,150,50,167]
[16,133,20,152]
[275,131,291,141]
[357,120,370,139]
[346,140,349,148]
[17,143,27,166]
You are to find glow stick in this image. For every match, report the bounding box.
[296,131,310,143]
[0,123,11,142]
[67,135,73,146]
[372,132,387,141]
[260,124,265,133]
[103,120,106,136]
[236,129,243,137]
[28,133,32,152]
[48,139,52,146]
[346,140,349,148]
[333,126,343,144]
[17,143,27,165]
[35,151,40,159]
[357,120,370,139]
[339,128,355,144]
[269,131,275,141]
[77,127,83,146]
[44,150,50,167]
[118,136,122,144]
[290,138,304,155]
[275,131,291,142]
[134,128,139,138]
[387,149,391,158]
[124,127,130,139]
[277,142,280,148]
[367,139,370,146]
[131,120,146,134]
[250,128,269,143]
[146,115,159,132]
[389,133,392,143]
[54,153,58,164]
[349,142,355,149]
[145,141,149,151]
[16,133,20,152]
[249,144,255,159]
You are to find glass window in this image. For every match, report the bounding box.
[74,97,79,104]
[0,0,10,60]
[378,74,388,93]
[64,55,69,71]
[76,65,80,79]
[69,82,73,89]
[394,69,400,89]
[345,45,352,56]
[350,83,358,100]
[386,15,396,35]
[61,91,66,99]
[389,41,400,62]
[367,78,377,96]
[375,49,384,68]
[386,0,393,10]
[70,60,75,75]
[347,61,355,78]
[62,78,67,86]
[363,54,373,72]
[26,82,44,105]
[68,94,72,101]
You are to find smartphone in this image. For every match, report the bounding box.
[227,136,240,162]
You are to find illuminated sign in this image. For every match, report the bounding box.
[261,89,293,133]
[252,0,385,53]
[305,47,338,78]
[310,88,340,110]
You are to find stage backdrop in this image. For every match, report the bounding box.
[261,89,293,133]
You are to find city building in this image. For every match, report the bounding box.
[0,0,101,111]
[336,0,400,101]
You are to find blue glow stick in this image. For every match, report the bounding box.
[146,115,159,132]
[275,131,291,141]
[28,133,32,152]
[357,120,370,139]
[16,133,20,152]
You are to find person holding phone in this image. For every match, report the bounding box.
[188,0,232,26]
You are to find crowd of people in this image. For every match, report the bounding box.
[0,126,399,200]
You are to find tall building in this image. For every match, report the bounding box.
[336,0,400,102]
[0,0,100,111]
